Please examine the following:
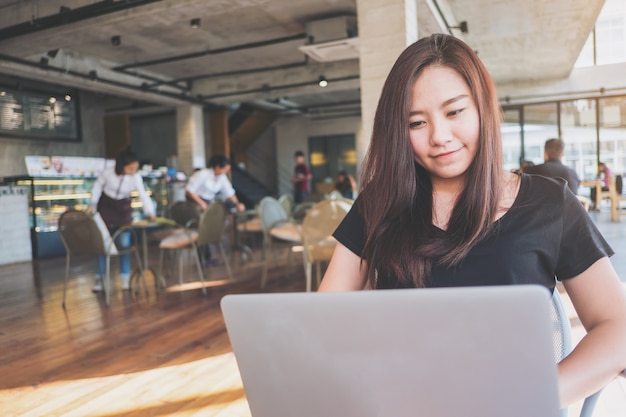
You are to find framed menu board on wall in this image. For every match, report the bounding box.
[0,86,80,141]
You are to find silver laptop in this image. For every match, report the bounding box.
[221,285,560,417]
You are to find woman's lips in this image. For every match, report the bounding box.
[433,148,461,159]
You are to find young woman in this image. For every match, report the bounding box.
[318,34,626,408]
[87,148,155,291]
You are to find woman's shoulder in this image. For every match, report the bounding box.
[517,173,572,208]
[520,172,569,193]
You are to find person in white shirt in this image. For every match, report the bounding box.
[185,155,245,265]
[185,155,245,212]
[87,148,155,291]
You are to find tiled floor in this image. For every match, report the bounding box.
[566,207,626,417]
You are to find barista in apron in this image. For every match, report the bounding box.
[87,148,155,291]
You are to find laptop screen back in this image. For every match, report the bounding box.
[221,285,560,417]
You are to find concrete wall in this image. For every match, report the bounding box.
[0,91,106,178]
[130,111,177,168]
[274,115,362,196]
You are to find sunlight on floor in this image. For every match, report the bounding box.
[0,353,251,417]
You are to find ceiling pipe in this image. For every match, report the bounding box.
[198,75,359,100]
[0,0,162,41]
[0,52,220,108]
[113,32,307,71]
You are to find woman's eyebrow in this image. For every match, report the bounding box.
[442,94,469,107]
[409,94,469,116]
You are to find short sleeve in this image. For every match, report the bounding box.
[556,186,614,280]
[333,197,366,257]
[185,170,204,193]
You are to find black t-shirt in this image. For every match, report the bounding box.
[333,174,613,290]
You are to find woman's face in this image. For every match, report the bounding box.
[408,65,480,185]
[123,161,139,175]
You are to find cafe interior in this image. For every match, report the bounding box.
[1,0,626,415]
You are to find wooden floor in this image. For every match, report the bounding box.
[1,209,626,416]
[0,240,305,417]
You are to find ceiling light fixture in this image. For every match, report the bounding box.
[318,76,328,87]
[449,21,468,34]
[111,35,121,46]
[190,18,201,29]
[64,94,71,102]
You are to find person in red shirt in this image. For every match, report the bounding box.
[291,150,312,204]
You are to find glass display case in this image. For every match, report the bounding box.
[2,175,167,258]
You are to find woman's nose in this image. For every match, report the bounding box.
[429,119,453,146]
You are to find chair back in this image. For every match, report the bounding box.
[277,194,294,217]
[197,202,228,246]
[327,190,343,200]
[169,201,200,228]
[58,210,107,256]
[551,289,602,417]
[301,199,352,263]
[258,197,288,232]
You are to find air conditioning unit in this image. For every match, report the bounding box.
[298,16,359,62]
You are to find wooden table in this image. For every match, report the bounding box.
[580,180,603,209]
[131,218,175,290]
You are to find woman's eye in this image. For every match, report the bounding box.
[448,108,465,117]
[409,120,424,128]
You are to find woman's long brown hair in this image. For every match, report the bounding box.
[359,34,503,288]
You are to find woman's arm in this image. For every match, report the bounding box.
[318,242,368,291]
[86,173,106,213]
[134,174,156,219]
[559,256,626,407]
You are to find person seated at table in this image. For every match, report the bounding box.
[334,170,357,199]
[87,147,156,291]
[185,155,245,264]
[588,162,613,210]
[524,138,579,194]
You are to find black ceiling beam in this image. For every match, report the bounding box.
[0,0,163,41]
[198,75,360,100]
[139,60,309,91]
[0,52,220,109]
[113,33,308,70]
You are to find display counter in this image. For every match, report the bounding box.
[2,176,168,258]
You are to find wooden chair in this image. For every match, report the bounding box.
[196,202,232,280]
[610,175,626,222]
[158,201,205,293]
[300,199,352,291]
[58,209,145,307]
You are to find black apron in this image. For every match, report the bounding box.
[97,176,132,231]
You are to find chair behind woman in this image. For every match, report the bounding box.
[301,198,352,291]
[197,202,233,280]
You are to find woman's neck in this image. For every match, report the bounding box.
[430,177,464,230]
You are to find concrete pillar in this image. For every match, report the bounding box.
[356,0,418,172]
[176,105,205,175]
